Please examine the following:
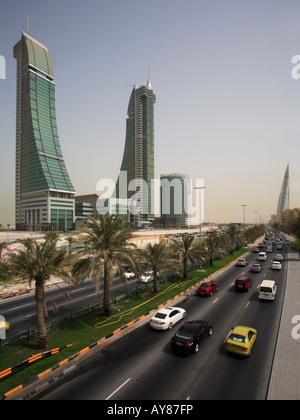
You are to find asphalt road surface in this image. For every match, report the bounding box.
[38,246,288,400]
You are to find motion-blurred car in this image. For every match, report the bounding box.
[124,269,135,279]
[171,320,213,355]
[197,281,218,296]
[271,261,282,270]
[150,307,186,330]
[140,271,160,283]
[236,259,247,267]
[234,276,253,292]
[258,252,267,261]
[251,263,262,273]
[225,326,257,357]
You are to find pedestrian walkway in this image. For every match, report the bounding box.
[267,249,300,400]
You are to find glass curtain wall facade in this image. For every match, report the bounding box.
[115,82,156,225]
[13,32,75,231]
[276,164,290,223]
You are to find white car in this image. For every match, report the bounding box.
[236,259,247,266]
[258,252,267,261]
[150,307,186,330]
[124,269,135,279]
[274,254,283,261]
[140,271,159,283]
[271,261,282,270]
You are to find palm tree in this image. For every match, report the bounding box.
[171,236,205,279]
[225,224,242,254]
[8,237,71,349]
[65,235,77,254]
[139,243,179,293]
[72,213,138,316]
[0,241,7,259]
[202,233,226,266]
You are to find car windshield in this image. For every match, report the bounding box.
[200,284,209,288]
[229,333,247,343]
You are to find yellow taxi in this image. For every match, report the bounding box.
[225,326,257,357]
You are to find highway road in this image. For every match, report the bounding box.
[0,275,140,337]
[37,245,288,400]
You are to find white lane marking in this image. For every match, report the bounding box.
[245,301,250,308]
[105,378,131,400]
[7,303,31,311]
[212,298,219,304]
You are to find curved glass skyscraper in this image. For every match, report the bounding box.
[13,32,75,231]
[115,79,156,224]
[276,164,290,223]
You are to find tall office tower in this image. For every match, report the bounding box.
[160,173,188,227]
[115,77,156,225]
[276,164,290,223]
[13,32,75,231]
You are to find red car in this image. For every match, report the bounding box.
[234,276,253,292]
[197,281,218,296]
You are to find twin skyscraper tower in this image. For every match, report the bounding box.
[13,31,156,230]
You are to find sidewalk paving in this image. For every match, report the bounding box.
[267,249,300,400]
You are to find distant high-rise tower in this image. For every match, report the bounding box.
[276,164,290,223]
[115,77,156,224]
[13,32,75,231]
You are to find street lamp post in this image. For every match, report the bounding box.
[241,204,247,226]
[194,186,205,244]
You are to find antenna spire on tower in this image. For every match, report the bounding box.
[147,61,152,90]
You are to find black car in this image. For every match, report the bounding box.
[170,320,213,355]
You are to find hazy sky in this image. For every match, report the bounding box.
[0,0,300,226]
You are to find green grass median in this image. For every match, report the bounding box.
[0,247,247,397]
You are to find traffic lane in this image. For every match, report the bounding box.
[2,276,139,336]
[41,263,272,400]
[110,260,287,400]
[41,248,285,400]
[187,259,288,400]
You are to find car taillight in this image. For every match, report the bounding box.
[186,343,193,348]
[241,347,248,351]
[226,343,231,347]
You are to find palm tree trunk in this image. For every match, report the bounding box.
[35,279,47,349]
[183,256,188,279]
[103,263,112,316]
[153,273,158,293]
